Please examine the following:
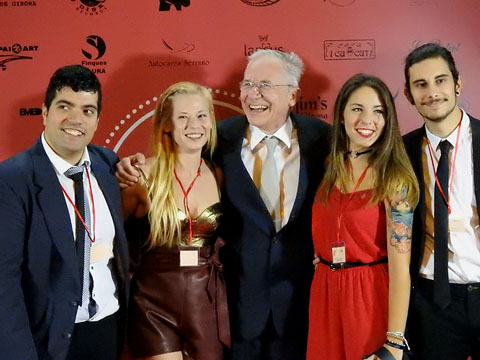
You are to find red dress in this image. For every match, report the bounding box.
[307,186,389,360]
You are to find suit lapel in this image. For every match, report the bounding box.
[31,141,79,287]
[469,117,480,211]
[221,117,276,233]
[286,115,308,225]
[89,150,121,228]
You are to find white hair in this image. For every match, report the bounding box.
[247,49,304,87]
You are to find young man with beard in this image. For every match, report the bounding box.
[403,43,480,359]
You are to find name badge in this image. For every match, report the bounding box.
[90,243,113,263]
[180,248,199,267]
[449,218,466,233]
[331,241,346,264]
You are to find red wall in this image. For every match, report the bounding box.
[1,0,479,160]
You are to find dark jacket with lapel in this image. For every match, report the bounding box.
[0,139,129,360]
[216,113,330,340]
[403,115,480,286]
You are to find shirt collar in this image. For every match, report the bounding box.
[425,109,470,151]
[41,132,91,176]
[248,116,293,150]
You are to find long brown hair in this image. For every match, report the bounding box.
[320,74,418,206]
[147,81,217,248]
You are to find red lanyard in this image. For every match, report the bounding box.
[61,164,96,243]
[337,165,369,242]
[174,159,202,244]
[426,114,462,215]
[345,166,369,205]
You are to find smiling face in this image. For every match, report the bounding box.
[240,56,298,134]
[169,93,213,155]
[407,56,462,126]
[42,87,99,165]
[343,86,386,151]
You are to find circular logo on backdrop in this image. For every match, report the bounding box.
[326,0,356,6]
[72,0,107,15]
[240,0,280,6]
[80,0,106,6]
[82,35,106,60]
[11,43,22,54]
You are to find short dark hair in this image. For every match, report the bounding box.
[404,43,459,96]
[44,65,102,113]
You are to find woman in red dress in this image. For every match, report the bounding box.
[307,74,419,360]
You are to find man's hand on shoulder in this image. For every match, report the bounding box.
[116,153,145,188]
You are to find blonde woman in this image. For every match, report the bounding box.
[122,82,230,360]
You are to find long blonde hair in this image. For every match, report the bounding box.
[147,82,217,248]
[320,74,419,206]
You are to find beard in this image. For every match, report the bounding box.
[419,98,457,123]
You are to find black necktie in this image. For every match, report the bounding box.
[65,166,97,317]
[434,140,452,309]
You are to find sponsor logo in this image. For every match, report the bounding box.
[19,107,42,116]
[71,0,107,15]
[244,34,284,56]
[0,55,32,71]
[240,0,280,6]
[0,43,38,71]
[105,88,243,151]
[162,38,195,53]
[148,59,209,67]
[324,39,375,60]
[148,38,207,68]
[159,0,190,11]
[410,39,460,53]
[82,35,106,60]
[81,35,107,74]
[295,96,329,120]
[324,0,356,6]
[0,1,37,6]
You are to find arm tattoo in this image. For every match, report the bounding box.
[388,186,414,254]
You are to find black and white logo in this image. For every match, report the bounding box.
[0,43,38,71]
[82,35,106,60]
[159,0,190,11]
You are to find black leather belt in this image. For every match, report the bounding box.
[318,257,388,271]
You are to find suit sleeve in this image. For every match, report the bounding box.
[0,177,38,359]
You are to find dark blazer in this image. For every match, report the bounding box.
[0,139,129,360]
[216,113,330,341]
[403,115,480,286]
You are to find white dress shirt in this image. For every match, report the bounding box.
[241,116,300,228]
[421,111,480,283]
[41,134,119,322]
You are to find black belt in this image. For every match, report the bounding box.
[417,277,480,298]
[318,257,388,271]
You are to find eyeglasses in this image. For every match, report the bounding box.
[239,80,293,93]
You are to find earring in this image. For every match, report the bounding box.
[456,91,460,95]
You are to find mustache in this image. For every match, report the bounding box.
[421,98,447,106]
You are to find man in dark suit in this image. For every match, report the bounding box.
[0,65,129,360]
[216,50,330,360]
[115,50,330,359]
[403,43,480,359]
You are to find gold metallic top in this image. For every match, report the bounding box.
[177,202,222,247]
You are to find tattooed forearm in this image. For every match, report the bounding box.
[388,186,414,254]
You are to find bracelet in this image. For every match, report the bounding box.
[386,331,410,351]
[385,339,407,351]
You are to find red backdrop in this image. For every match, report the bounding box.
[1,0,479,160]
